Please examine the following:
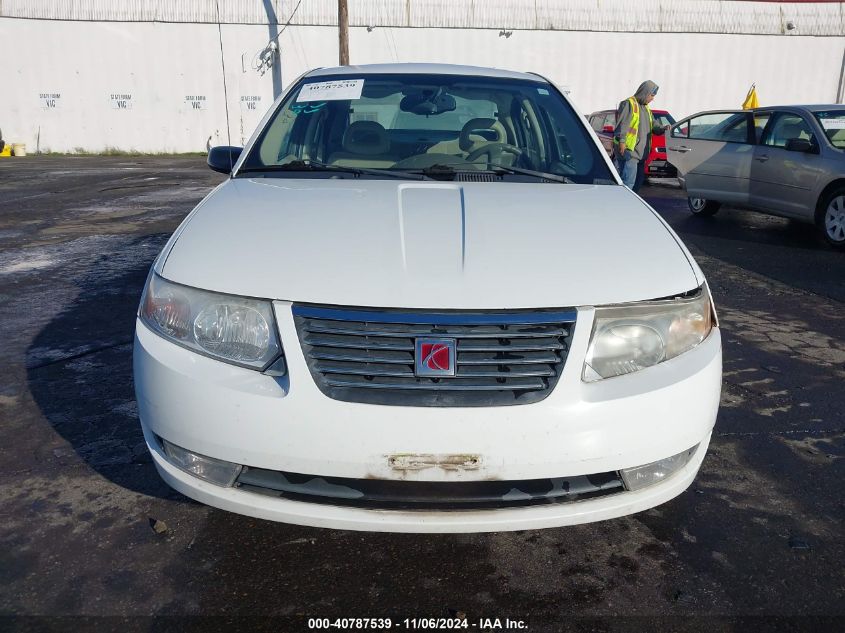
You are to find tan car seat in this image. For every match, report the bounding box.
[460,118,507,153]
[427,118,508,157]
[775,121,811,147]
[328,121,399,167]
[460,117,517,166]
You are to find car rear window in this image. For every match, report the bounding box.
[814,110,845,149]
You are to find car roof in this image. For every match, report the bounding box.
[755,104,845,113]
[305,63,543,82]
[677,105,845,120]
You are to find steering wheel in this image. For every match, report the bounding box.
[465,142,523,164]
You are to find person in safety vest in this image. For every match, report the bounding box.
[613,80,669,192]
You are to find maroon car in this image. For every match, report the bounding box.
[588,108,677,178]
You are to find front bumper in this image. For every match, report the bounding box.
[145,426,711,532]
[134,302,722,532]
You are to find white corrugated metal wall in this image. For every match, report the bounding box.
[4,1,844,34]
[1,1,843,153]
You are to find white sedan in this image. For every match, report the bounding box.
[133,63,721,533]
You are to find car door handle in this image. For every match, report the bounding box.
[669,146,691,153]
[754,154,769,162]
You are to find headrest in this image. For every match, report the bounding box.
[780,122,806,141]
[459,118,503,151]
[342,121,390,155]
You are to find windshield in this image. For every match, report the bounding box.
[813,110,845,150]
[238,73,614,184]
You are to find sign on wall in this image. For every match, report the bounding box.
[240,95,262,112]
[185,95,207,110]
[110,93,133,109]
[39,93,61,109]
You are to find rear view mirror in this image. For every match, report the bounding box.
[400,88,457,116]
[602,125,614,134]
[785,138,815,153]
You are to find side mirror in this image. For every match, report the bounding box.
[784,138,816,153]
[207,146,243,174]
[602,125,614,134]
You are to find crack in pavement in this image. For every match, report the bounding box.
[26,340,134,371]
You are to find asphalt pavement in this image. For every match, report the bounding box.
[0,157,842,632]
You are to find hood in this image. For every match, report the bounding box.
[161,178,699,309]
[634,80,658,105]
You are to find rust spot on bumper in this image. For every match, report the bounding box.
[387,453,482,472]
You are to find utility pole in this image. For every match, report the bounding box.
[838,45,845,103]
[338,0,349,66]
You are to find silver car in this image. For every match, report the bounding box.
[667,105,845,248]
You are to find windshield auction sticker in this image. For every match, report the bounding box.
[820,118,845,130]
[296,79,364,102]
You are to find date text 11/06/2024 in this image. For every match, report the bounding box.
[307,618,529,630]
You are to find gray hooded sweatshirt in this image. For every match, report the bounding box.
[614,80,664,160]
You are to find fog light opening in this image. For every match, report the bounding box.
[620,444,699,492]
[161,438,242,487]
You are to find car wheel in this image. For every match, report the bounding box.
[817,188,845,248]
[687,197,720,216]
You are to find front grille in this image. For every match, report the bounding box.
[236,467,624,510]
[292,304,576,407]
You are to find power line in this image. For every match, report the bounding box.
[215,0,232,154]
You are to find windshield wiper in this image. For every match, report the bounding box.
[485,163,576,184]
[418,162,575,184]
[237,160,432,180]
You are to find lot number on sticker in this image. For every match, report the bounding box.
[297,80,364,102]
[821,118,845,130]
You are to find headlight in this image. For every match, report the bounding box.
[583,285,714,382]
[139,272,285,374]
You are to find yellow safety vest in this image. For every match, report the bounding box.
[615,97,653,151]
